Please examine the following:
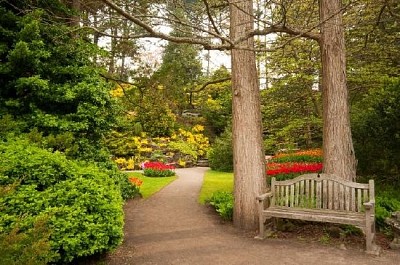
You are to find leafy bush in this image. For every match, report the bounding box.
[0,140,125,263]
[375,195,400,229]
[209,191,234,221]
[0,182,54,265]
[352,78,400,177]
[108,169,141,200]
[208,129,233,172]
[142,162,175,177]
[0,217,55,265]
[168,140,198,161]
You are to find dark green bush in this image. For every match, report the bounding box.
[208,129,233,172]
[375,195,400,228]
[352,78,400,177]
[209,191,234,221]
[0,140,125,263]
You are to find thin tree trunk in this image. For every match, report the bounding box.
[70,0,81,27]
[229,0,266,230]
[319,0,356,180]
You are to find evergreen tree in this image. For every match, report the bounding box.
[0,1,118,159]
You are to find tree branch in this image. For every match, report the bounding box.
[190,77,231,93]
[100,0,232,50]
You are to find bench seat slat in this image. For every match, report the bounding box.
[262,207,365,227]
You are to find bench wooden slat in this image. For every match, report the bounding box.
[262,207,365,227]
[322,180,328,209]
[316,180,321,209]
[345,186,350,211]
[363,189,368,204]
[328,180,333,210]
[357,188,362,212]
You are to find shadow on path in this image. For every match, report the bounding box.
[105,168,399,265]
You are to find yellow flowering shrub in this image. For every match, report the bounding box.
[108,125,210,169]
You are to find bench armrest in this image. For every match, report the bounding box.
[363,200,375,210]
[256,192,273,202]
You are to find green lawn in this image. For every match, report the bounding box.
[198,170,233,204]
[127,172,177,199]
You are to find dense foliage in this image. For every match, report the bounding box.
[0,140,126,263]
[352,78,400,177]
[0,2,138,263]
[208,128,233,172]
[209,191,234,221]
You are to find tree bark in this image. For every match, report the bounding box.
[319,0,357,181]
[229,0,266,230]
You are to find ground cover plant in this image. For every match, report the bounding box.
[198,170,234,221]
[127,172,177,199]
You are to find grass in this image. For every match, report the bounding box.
[198,170,233,204]
[127,172,177,199]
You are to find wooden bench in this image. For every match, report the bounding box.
[256,173,380,255]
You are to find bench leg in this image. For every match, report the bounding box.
[365,211,381,255]
[255,214,266,239]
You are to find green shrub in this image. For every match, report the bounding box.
[0,140,125,263]
[208,129,233,172]
[143,168,175,177]
[0,217,55,265]
[375,195,400,228]
[352,78,400,177]
[168,140,198,161]
[209,191,234,221]
[108,169,140,200]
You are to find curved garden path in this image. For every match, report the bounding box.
[105,168,399,265]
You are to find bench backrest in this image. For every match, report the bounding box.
[270,173,374,212]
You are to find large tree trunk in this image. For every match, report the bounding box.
[319,0,357,180]
[229,0,266,230]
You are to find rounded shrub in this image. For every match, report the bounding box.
[208,129,233,172]
[0,140,125,263]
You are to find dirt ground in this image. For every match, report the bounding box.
[101,168,400,265]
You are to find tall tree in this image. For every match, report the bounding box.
[230,0,266,230]
[319,0,357,180]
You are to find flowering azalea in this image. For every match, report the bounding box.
[129,177,143,187]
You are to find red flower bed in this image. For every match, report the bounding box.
[267,162,322,176]
[142,161,175,177]
[142,161,175,171]
[267,162,323,176]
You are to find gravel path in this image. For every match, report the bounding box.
[105,168,400,265]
